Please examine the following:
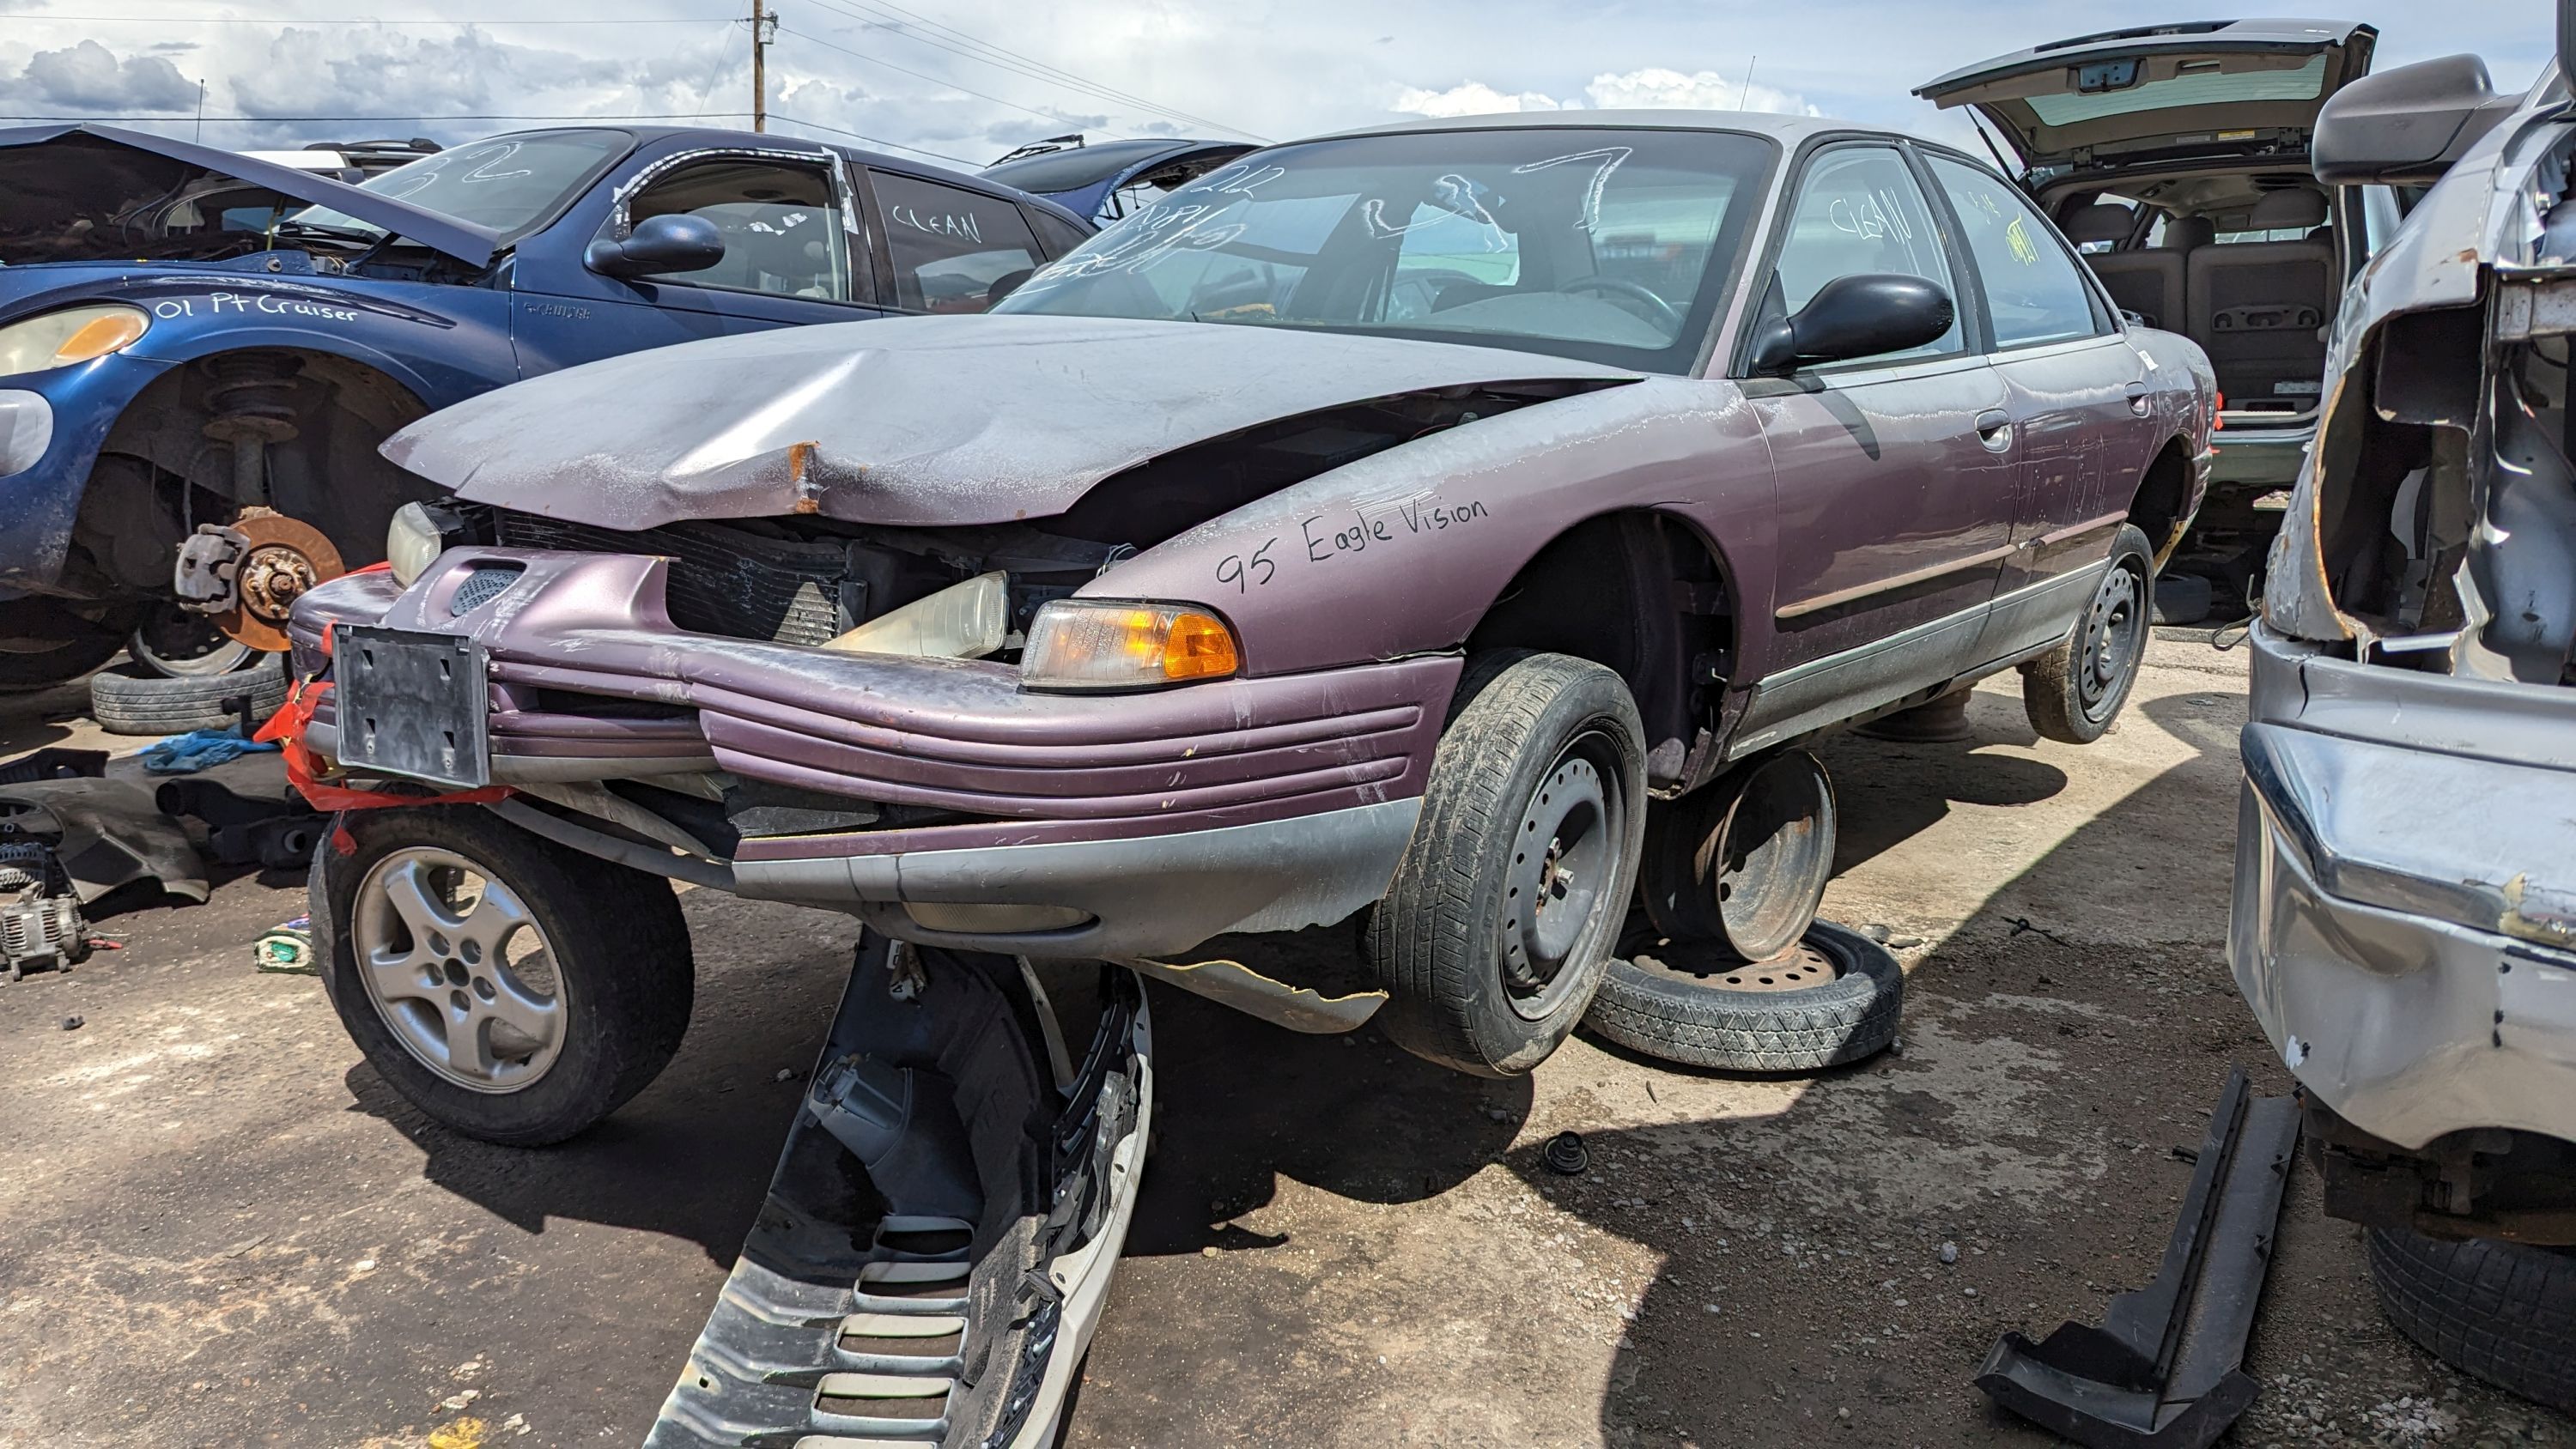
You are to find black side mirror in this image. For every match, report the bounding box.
[1748,273,1954,376]
[586,213,726,278]
[2312,55,2518,185]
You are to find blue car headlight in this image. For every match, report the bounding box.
[0,304,151,378]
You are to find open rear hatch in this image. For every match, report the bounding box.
[1917,19,2377,179]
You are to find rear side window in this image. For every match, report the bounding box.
[1767,143,1964,361]
[872,173,1042,314]
[1926,155,2105,349]
[1024,206,1091,262]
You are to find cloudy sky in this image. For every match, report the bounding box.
[0,0,2555,169]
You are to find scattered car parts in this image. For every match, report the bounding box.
[1977,1067,2300,1449]
[0,841,86,981]
[1585,919,1904,1073]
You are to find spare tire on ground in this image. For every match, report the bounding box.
[2367,1227,2576,1414]
[89,652,289,737]
[1583,918,1902,1073]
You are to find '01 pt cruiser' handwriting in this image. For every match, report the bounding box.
[1212,494,1492,592]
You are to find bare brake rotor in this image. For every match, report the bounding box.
[217,508,343,652]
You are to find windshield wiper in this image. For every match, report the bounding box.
[270,219,382,246]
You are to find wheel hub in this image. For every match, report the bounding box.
[352,846,566,1094]
[216,508,344,652]
[1498,741,1621,1021]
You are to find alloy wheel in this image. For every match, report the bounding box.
[352,846,568,1093]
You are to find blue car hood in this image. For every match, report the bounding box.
[0,124,498,269]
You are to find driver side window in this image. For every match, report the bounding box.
[624,156,854,301]
[1768,145,1962,363]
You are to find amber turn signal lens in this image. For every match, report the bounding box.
[2211,389,2226,431]
[1020,601,1239,691]
[51,311,149,367]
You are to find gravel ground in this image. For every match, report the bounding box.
[0,639,2567,1448]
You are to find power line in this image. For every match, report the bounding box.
[799,0,1261,141]
[22,14,738,21]
[778,26,1091,132]
[0,112,752,123]
[766,110,972,167]
[819,0,1259,139]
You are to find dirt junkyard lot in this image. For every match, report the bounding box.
[0,635,2567,1449]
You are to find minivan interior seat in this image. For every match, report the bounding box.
[2063,203,2185,332]
[2187,189,2335,414]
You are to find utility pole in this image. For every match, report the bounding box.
[750,0,775,133]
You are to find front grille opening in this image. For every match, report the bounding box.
[495,513,859,646]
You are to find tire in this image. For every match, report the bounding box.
[127,601,258,678]
[1364,651,1648,1077]
[1584,919,1902,1073]
[0,599,132,692]
[2023,522,2154,745]
[2367,1227,2576,1414]
[311,804,695,1145]
[88,652,289,736]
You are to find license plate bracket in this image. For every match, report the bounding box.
[333,626,489,790]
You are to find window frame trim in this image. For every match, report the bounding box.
[1913,143,2123,353]
[594,143,873,308]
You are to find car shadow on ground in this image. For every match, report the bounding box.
[337,898,860,1264]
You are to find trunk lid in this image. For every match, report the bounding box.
[0,124,500,268]
[1916,19,2377,176]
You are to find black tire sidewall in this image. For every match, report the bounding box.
[1369,652,1648,1076]
[89,653,289,735]
[2026,524,2154,745]
[1585,919,1903,1072]
[2366,1226,2576,1413]
[312,805,695,1146]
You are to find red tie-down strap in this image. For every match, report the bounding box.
[258,616,512,820]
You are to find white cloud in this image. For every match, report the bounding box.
[1388,81,1564,118]
[1392,67,1820,123]
[3,38,197,112]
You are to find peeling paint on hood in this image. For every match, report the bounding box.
[383,314,1640,530]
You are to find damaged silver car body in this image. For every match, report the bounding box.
[2233,49,2576,1243]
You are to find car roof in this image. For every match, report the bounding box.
[1314,110,1885,146]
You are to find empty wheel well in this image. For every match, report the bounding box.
[2129,437,2195,572]
[1464,510,1736,791]
[71,349,437,596]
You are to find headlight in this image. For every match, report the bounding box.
[386,501,447,585]
[0,305,150,377]
[1020,600,1238,691]
[824,571,1008,659]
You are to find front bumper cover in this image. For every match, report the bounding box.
[289,548,1450,957]
[2230,623,2576,1152]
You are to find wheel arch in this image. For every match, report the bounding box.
[1461,506,1741,792]
[2127,433,2198,573]
[72,343,443,597]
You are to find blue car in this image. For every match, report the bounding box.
[0,123,1091,700]
[981,135,1253,226]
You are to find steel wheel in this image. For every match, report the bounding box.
[352,846,568,1093]
[128,602,256,678]
[2075,555,2148,724]
[1499,731,1627,1022]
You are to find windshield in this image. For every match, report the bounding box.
[994,127,1774,373]
[284,130,629,242]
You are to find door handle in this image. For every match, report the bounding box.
[1976,409,2014,452]
[2124,379,2153,415]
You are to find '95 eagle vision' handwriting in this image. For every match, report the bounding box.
[1212,494,1492,592]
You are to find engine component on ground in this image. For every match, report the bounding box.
[1977,1067,2300,1448]
[1365,651,1647,1078]
[0,841,86,981]
[215,508,343,652]
[0,775,207,905]
[2367,1228,2576,1414]
[88,652,288,737]
[1640,749,1838,961]
[310,805,694,1145]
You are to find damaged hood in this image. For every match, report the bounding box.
[385,314,1640,530]
[0,124,500,268]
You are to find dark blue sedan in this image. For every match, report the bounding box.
[0,123,1091,697]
